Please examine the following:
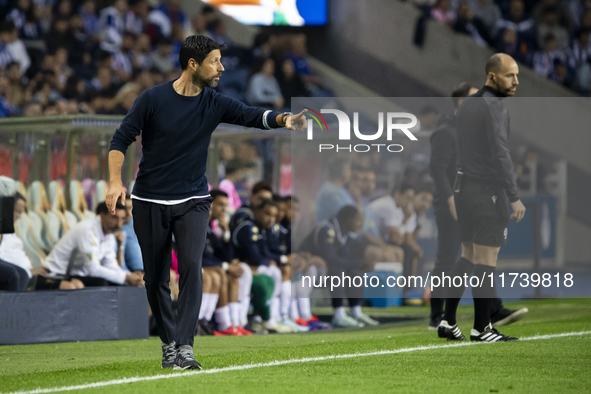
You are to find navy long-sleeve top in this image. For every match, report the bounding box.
[232,220,274,267]
[299,217,359,269]
[109,81,282,200]
[202,222,233,268]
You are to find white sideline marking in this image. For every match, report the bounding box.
[5,330,591,394]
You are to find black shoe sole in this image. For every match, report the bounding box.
[491,308,529,327]
[161,363,175,369]
[173,364,202,370]
[470,336,519,342]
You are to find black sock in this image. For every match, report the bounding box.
[472,265,496,333]
[443,257,475,325]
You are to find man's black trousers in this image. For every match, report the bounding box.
[133,197,211,347]
[431,200,502,319]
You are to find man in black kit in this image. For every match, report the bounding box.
[428,82,528,331]
[437,53,526,343]
[106,35,307,370]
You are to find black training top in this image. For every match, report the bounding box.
[110,81,282,200]
[456,85,519,202]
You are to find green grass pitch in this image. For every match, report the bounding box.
[1,298,590,394]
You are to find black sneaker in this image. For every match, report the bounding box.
[161,341,177,369]
[491,308,528,327]
[174,345,202,370]
[470,324,519,342]
[198,319,214,336]
[428,313,444,331]
[437,320,465,341]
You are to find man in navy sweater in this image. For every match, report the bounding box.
[106,35,307,370]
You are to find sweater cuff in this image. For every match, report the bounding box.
[263,110,283,129]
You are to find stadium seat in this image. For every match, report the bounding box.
[96,180,108,203]
[48,180,75,234]
[15,213,46,268]
[70,180,95,220]
[26,210,52,253]
[27,182,56,251]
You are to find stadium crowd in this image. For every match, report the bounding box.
[0,0,328,118]
[421,0,591,94]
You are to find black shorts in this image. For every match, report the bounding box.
[455,181,509,247]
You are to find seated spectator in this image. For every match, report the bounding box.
[150,38,174,73]
[494,0,535,45]
[232,198,294,333]
[5,62,26,109]
[268,195,308,332]
[348,165,404,269]
[22,7,44,40]
[532,0,573,31]
[369,180,419,295]
[495,27,531,65]
[45,17,69,54]
[285,34,327,94]
[575,55,591,94]
[277,58,308,105]
[431,0,455,25]
[299,205,376,327]
[219,159,253,212]
[229,181,273,232]
[198,190,252,336]
[282,196,332,330]
[453,1,492,47]
[568,28,591,71]
[91,65,118,96]
[537,6,570,51]
[66,14,95,79]
[80,0,100,40]
[118,193,143,272]
[0,193,49,291]
[189,13,211,39]
[472,0,502,36]
[125,0,150,36]
[533,33,566,78]
[158,0,190,31]
[40,200,144,289]
[2,20,30,74]
[112,32,135,82]
[246,58,284,110]
[6,0,31,36]
[99,0,128,53]
[207,18,232,48]
[314,157,354,223]
[236,140,264,183]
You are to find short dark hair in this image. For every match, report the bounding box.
[252,181,272,196]
[14,192,26,203]
[273,194,286,203]
[201,5,215,15]
[179,35,226,70]
[255,198,277,211]
[336,205,360,224]
[393,179,415,195]
[210,189,228,201]
[96,200,125,215]
[451,82,475,109]
[0,21,16,33]
[416,182,434,195]
[285,195,299,204]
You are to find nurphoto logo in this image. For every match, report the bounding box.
[305,108,419,153]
